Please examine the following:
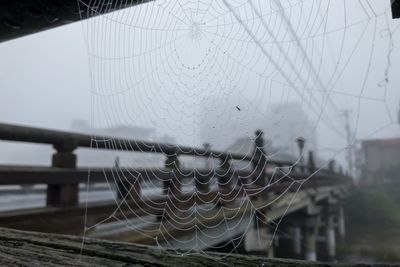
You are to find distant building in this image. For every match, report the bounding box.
[358,138,400,183]
[262,103,317,157]
[225,136,298,172]
[200,101,318,159]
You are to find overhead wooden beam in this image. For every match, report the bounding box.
[393,0,400,18]
[0,0,152,42]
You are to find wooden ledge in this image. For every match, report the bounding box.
[0,227,396,267]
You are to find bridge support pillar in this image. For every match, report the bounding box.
[244,212,276,257]
[292,226,302,257]
[338,206,346,240]
[304,216,320,261]
[47,147,78,207]
[305,227,317,261]
[325,214,336,258]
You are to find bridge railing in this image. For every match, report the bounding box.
[0,123,347,209]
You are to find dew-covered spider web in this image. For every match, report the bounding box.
[78,0,400,260]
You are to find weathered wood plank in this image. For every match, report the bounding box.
[0,123,253,161]
[0,227,396,267]
[0,0,153,43]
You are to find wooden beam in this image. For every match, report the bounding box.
[0,166,222,185]
[0,0,153,42]
[0,165,350,186]
[392,0,400,18]
[0,227,391,267]
[0,123,253,161]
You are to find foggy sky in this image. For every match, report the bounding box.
[1,0,400,168]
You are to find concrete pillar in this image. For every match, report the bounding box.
[292,226,302,256]
[305,226,317,261]
[267,222,276,258]
[338,206,346,240]
[325,214,336,258]
[268,240,275,258]
[245,214,275,257]
[304,215,320,261]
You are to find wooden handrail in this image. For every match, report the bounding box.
[0,122,253,160]
[0,122,316,170]
[0,165,351,186]
[0,122,349,207]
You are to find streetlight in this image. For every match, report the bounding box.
[296,137,305,173]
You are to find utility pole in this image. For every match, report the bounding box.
[397,103,400,125]
[342,110,354,177]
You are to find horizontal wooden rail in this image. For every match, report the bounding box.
[0,165,347,186]
[0,123,253,161]
[0,123,315,169]
[0,0,153,42]
[0,122,348,209]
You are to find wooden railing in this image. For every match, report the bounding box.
[0,123,349,208]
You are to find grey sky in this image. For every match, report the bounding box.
[0,0,400,168]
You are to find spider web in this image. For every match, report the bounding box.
[77,0,400,260]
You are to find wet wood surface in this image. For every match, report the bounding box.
[0,227,397,267]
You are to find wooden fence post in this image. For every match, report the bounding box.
[195,174,210,194]
[195,144,211,194]
[252,130,267,195]
[115,157,141,201]
[161,150,181,220]
[163,150,181,197]
[47,143,78,207]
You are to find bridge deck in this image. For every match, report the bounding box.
[0,123,354,259]
[0,227,391,267]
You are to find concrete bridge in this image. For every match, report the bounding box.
[0,123,352,262]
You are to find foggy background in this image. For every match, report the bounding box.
[0,0,399,176]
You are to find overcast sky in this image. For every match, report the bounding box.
[0,0,400,167]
